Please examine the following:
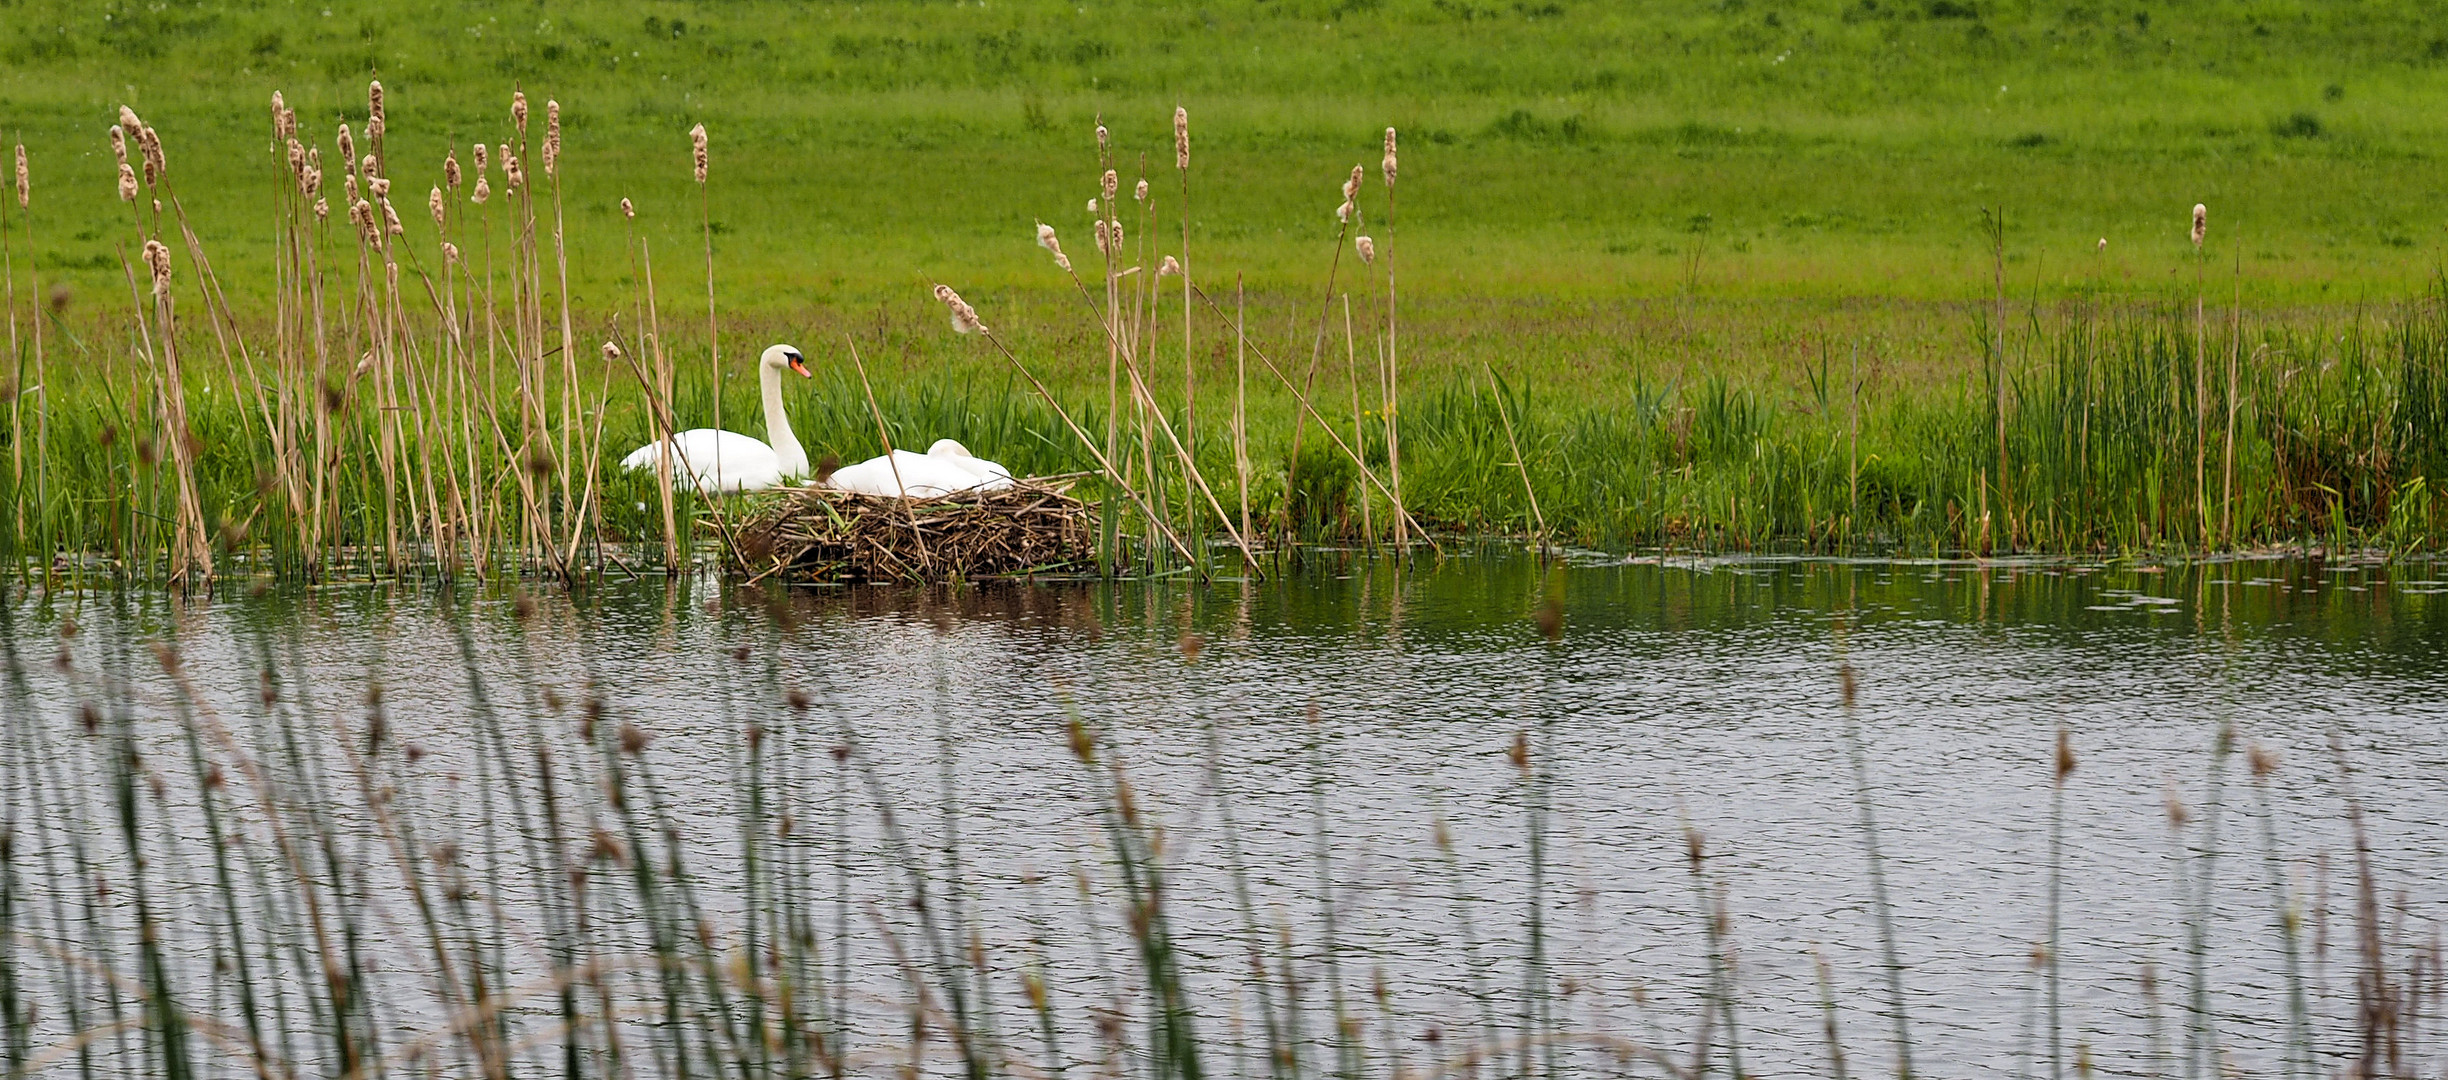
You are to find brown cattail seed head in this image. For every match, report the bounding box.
[362,154,377,181]
[343,173,359,204]
[141,239,171,296]
[2098,237,2109,252]
[1683,826,1705,865]
[287,139,306,176]
[1337,199,1354,225]
[495,144,509,174]
[1037,222,1071,272]
[337,124,354,169]
[1355,235,1375,265]
[1134,178,1148,203]
[444,151,461,189]
[428,186,445,228]
[505,154,523,189]
[140,127,163,183]
[472,142,488,174]
[117,163,138,203]
[1157,255,1181,277]
[1095,121,1109,151]
[313,197,329,220]
[690,123,708,183]
[602,341,621,363]
[368,175,390,200]
[1506,730,1529,771]
[471,176,490,205]
[543,100,561,176]
[13,145,25,209]
[1343,164,1364,202]
[932,283,984,335]
[368,80,385,125]
[1110,218,1123,249]
[2163,785,2190,829]
[1101,169,1118,203]
[2190,203,2207,248]
[109,126,126,165]
[118,105,141,139]
[619,722,649,755]
[2054,729,2076,783]
[620,197,634,219]
[270,90,287,130]
[1086,197,1098,215]
[512,91,528,131]
[1093,218,1110,255]
[365,114,384,160]
[441,241,460,264]
[1382,127,1398,186]
[2248,743,2278,778]
[1174,106,1189,170]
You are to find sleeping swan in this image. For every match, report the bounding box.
[825,439,1015,497]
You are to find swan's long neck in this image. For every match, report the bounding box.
[759,361,807,476]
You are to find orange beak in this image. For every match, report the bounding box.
[788,356,811,378]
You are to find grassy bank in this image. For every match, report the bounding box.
[3,1,2447,576]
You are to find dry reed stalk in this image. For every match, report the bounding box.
[2223,241,2241,546]
[1175,107,1195,539]
[1187,283,1437,550]
[1234,275,1253,554]
[2192,202,2209,549]
[4,142,20,543]
[1288,165,1366,517]
[842,333,935,576]
[545,99,594,572]
[946,285,1202,570]
[1044,257,1262,570]
[1483,359,1547,550]
[1342,294,1373,544]
[1379,126,1408,551]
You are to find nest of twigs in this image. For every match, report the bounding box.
[729,479,1096,583]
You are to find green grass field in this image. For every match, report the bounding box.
[4,0,2446,308]
[2,0,2446,569]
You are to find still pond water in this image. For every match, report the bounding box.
[5,552,2444,1077]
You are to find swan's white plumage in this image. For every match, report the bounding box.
[619,431,786,493]
[824,450,996,498]
[621,343,810,492]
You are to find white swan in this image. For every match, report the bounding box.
[825,439,1015,498]
[620,343,811,492]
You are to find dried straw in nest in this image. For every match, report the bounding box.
[731,478,1096,583]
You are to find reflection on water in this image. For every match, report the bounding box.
[4,552,2444,1078]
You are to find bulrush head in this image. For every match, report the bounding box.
[512,90,528,132]
[13,145,25,209]
[140,239,171,296]
[2054,729,2076,783]
[2190,203,2207,248]
[472,141,488,174]
[2247,743,2279,778]
[109,126,126,165]
[441,241,459,264]
[117,163,138,204]
[690,123,708,183]
[504,152,524,189]
[368,79,385,126]
[933,283,984,335]
[495,143,509,174]
[1037,222,1071,272]
[362,154,377,180]
[1355,235,1375,265]
[1157,255,1181,276]
[1174,106,1189,171]
[428,186,445,228]
[2098,237,2108,252]
[1383,127,1398,186]
[1101,168,1118,203]
[1086,197,1098,214]
[337,124,355,169]
[139,127,164,184]
[1134,178,1148,203]
[602,341,621,363]
[313,196,328,220]
[543,100,561,176]
[368,175,389,200]
[620,197,634,218]
[1343,164,1364,202]
[471,176,490,205]
[1093,218,1110,255]
[1095,120,1109,152]
[271,90,287,132]
[118,105,141,140]
[444,150,461,189]
[2163,784,2190,829]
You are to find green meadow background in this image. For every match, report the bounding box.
[4,0,2445,311]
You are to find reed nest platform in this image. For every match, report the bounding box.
[729,480,1097,583]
